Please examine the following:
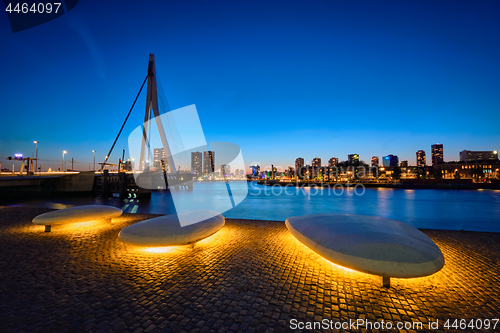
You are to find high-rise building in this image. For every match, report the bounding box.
[400,160,408,168]
[295,157,305,178]
[295,157,304,171]
[312,157,321,168]
[122,160,133,171]
[250,165,260,177]
[203,151,215,175]
[287,166,294,178]
[371,156,379,167]
[431,144,443,166]
[459,150,498,163]
[153,148,166,169]
[416,150,426,168]
[191,151,202,175]
[220,164,230,177]
[348,154,359,164]
[328,157,338,167]
[383,155,399,167]
[271,165,276,179]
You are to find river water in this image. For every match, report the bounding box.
[5,182,500,232]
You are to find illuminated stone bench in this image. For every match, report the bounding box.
[285,214,445,287]
[33,205,123,232]
[118,210,225,247]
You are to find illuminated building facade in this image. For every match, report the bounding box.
[371,156,379,167]
[400,160,408,168]
[153,148,166,169]
[348,154,359,164]
[295,157,304,175]
[459,150,498,163]
[220,164,230,177]
[203,151,215,175]
[312,157,321,168]
[431,144,444,166]
[122,160,133,171]
[416,150,426,168]
[191,151,202,175]
[250,165,260,177]
[328,157,338,167]
[383,155,399,167]
[234,169,245,178]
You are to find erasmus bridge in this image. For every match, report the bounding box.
[1,54,247,199]
[94,54,196,197]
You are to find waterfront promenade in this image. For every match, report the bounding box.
[0,207,499,332]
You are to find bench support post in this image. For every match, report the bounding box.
[382,276,390,288]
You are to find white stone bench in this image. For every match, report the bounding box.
[118,210,225,247]
[285,214,445,288]
[33,205,123,232]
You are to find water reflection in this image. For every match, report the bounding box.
[4,182,500,232]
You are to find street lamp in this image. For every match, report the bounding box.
[62,151,67,172]
[34,141,38,174]
[92,150,96,172]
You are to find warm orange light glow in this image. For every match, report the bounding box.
[133,228,229,255]
[196,231,221,245]
[283,229,444,287]
[143,246,186,254]
[50,219,112,232]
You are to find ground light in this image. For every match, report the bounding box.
[128,227,229,255]
[283,228,443,288]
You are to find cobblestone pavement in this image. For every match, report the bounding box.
[0,206,499,333]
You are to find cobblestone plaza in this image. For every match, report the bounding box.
[1,207,499,332]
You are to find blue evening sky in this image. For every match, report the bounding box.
[1,0,499,172]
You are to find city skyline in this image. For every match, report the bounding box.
[1,1,500,172]
[250,146,499,172]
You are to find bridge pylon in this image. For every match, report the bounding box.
[139,54,176,172]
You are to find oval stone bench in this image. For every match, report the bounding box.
[118,210,225,247]
[33,205,123,232]
[285,214,445,287]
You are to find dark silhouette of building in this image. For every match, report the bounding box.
[416,150,426,168]
[312,157,321,168]
[371,156,379,167]
[431,144,444,165]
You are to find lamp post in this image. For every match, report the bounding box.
[92,150,96,172]
[62,151,67,172]
[34,141,38,174]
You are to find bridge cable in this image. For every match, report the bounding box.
[101,75,148,171]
